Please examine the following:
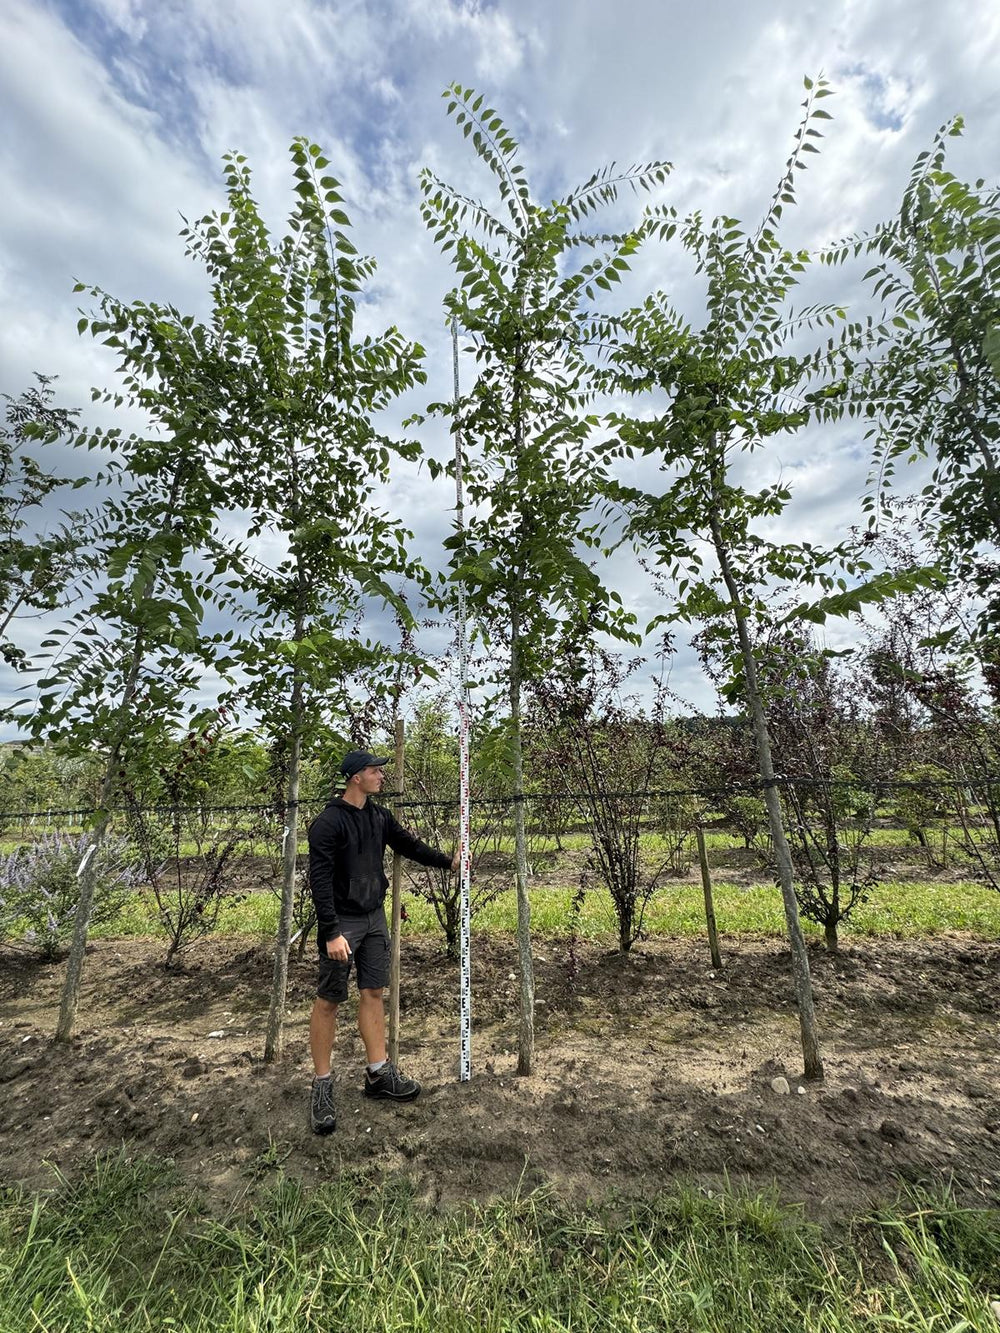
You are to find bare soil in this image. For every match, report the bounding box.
[1,932,998,1220]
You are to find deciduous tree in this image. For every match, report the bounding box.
[419,86,669,1071]
[607,79,859,1078]
[16,309,231,1039]
[179,140,430,1060]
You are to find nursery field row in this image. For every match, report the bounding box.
[0,822,985,860]
[75,877,1000,949]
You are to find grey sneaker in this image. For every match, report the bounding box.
[310,1077,336,1134]
[363,1061,421,1102]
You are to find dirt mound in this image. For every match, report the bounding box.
[1,934,998,1218]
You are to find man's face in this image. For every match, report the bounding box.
[352,764,385,795]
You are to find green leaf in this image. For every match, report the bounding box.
[983,326,1000,382]
[783,566,947,626]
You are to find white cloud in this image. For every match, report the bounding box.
[401,0,534,80]
[89,0,147,41]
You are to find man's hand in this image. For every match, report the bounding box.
[326,934,351,963]
[451,847,461,873]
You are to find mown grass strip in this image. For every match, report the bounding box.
[1,1154,997,1332]
[85,876,1000,947]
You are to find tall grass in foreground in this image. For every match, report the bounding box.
[1,1154,998,1331]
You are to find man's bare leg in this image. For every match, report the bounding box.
[357,987,387,1065]
[359,986,420,1100]
[310,997,339,1077]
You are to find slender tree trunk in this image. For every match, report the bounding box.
[696,824,723,969]
[825,870,842,953]
[263,442,307,1064]
[296,916,314,960]
[263,665,303,1063]
[510,608,535,1076]
[446,897,460,961]
[55,632,145,1042]
[709,504,824,1081]
[55,812,111,1042]
[388,716,405,1065]
[508,322,535,1077]
[0,591,29,645]
[619,908,633,955]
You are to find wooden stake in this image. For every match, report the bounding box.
[388,716,405,1065]
[695,824,722,970]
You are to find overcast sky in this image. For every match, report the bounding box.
[2,0,999,735]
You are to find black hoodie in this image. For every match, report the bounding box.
[307,797,452,946]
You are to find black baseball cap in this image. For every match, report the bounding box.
[339,750,390,778]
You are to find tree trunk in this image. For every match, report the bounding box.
[54,812,111,1042]
[388,717,404,1066]
[446,896,459,961]
[263,672,303,1063]
[296,919,313,960]
[825,880,841,953]
[696,824,723,969]
[510,612,535,1076]
[164,925,182,970]
[619,912,633,954]
[709,504,824,1081]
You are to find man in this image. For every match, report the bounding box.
[307,748,458,1135]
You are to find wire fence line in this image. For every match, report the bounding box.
[3,774,999,824]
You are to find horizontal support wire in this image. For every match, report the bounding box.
[2,774,998,824]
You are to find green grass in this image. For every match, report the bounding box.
[83,874,1000,950]
[1,1153,997,1331]
[89,889,284,941]
[453,879,1000,941]
[3,814,992,951]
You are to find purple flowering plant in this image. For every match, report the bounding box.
[0,830,143,959]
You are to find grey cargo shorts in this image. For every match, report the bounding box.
[317,908,391,1002]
